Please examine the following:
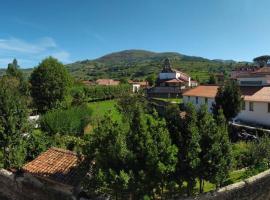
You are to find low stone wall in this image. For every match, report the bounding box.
[1,168,270,200]
[177,169,270,200]
[0,169,76,200]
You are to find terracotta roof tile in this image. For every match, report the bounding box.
[23,147,85,186]
[96,79,120,86]
[183,85,219,98]
[165,79,184,83]
[183,85,270,103]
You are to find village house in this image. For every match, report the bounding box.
[147,58,197,98]
[183,66,270,127]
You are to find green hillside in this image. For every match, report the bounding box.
[66,49,246,82]
[1,49,248,82]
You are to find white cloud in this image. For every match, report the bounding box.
[0,37,71,67]
[51,51,71,63]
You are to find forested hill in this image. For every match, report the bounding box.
[66,49,247,82]
[1,49,248,82]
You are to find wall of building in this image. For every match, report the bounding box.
[159,72,178,80]
[236,101,270,126]
[183,96,270,126]
[237,76,270,86]
[0,169,77,200]
[183,96,215,111]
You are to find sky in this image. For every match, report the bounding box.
[0,0,270,68]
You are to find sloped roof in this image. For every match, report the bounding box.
[183,85,270,103]
[165,79,184,83]
[96,79,120,86]
[183,85,219,98]
[23,148,85,187]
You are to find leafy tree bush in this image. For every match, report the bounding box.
[40,105,92,136]
[83,97,177,199]
[0,77,30,168]
[232,142,253,169]
[85,84,132,101]
[212,80,242,121]
[30,57,72,113]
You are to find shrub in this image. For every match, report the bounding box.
[40,105,92,136]
[232,142,253,169]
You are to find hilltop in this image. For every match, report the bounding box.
[66,49,245,82]
[1,50,248,82]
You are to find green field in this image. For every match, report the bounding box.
[154,98,183,104]
[87,100,121,123]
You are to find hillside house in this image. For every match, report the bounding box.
[183,67,270,127]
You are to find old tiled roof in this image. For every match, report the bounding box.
[23,147,85,187]
[183,85,270,103]
[165,79,184,83]
[183,85,219,98]
[241,86,270,103]
[96,79,120,86]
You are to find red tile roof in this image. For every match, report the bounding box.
[165,79,184,83]
[183,85,270,103]
[96,79,120,86]
[183,85,219,98]
[23,148,85,186]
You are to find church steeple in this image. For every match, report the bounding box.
[162,58,173,72]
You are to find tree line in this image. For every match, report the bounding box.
[81,95,231,199]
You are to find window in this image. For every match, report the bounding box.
[242,101,245,110]
[249,102,254,111]
[268,103,270,113]
[196,97,198,104]
[205,98,208,104]
[188,96,190,101]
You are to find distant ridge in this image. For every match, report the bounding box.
[66,49,246,81]
[1,49,248,82]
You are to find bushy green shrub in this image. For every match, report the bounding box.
[25,130,50,161]
[40,105,92,136]
[232,142,253,169]
[85,84,132,101]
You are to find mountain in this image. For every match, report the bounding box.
[66,49,244,82]
[1,49,247,82]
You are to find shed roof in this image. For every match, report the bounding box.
[23,147,85,187]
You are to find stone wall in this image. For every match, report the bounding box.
[1,168,270,200]
[177,169,270,200]
[0,169,76,200]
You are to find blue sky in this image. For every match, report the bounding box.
[0,0,270,68]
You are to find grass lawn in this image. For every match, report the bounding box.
[198,169,250,193]
[87,100,122,123]
[154,98,183,104]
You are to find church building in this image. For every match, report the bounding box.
[147,58,197,98]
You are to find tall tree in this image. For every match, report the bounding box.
[178,103,201,195]
[253,55,270,67]
[30,57,72,113]
[0,77,29,168]
[84,96,177,199]
[197,105,217,193]
[146,74,156,86]
[211,109,232,188]
[6,59,29,96]
[208,74,216,84]
[212,80,242,121]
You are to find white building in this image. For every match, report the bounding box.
[183,84,270,127]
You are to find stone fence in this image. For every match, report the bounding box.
[1,168,270,200]
[177,169,270,200]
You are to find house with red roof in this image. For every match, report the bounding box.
[183,67,270,126]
